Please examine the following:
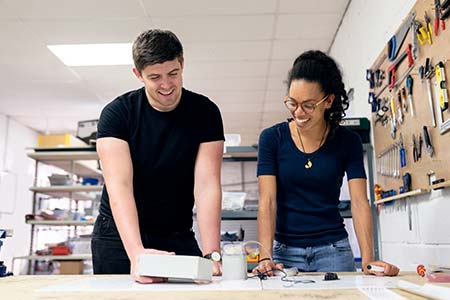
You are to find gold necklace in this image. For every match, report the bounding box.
[295,124,328,169]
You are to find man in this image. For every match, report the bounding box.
[92,29,224,283]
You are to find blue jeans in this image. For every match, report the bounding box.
[272,237,356,272]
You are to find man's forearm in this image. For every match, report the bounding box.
[97,138,143,262]
[195,186,221,254]
[109,187,144,260]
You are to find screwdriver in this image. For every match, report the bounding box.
[425,12,433,44]
[414,20,428,45]
[406,75,415,117]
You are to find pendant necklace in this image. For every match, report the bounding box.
[296,124,328,169]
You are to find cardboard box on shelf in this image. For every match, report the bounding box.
[38,134,87,148]
[59,260,84,275]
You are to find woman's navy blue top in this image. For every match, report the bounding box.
[257,121,366,247]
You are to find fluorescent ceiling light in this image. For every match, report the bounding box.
[48,43,133,66]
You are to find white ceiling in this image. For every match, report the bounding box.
[0,0,349,146]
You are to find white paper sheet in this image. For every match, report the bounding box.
[37,277,262,292]
[37,275,401,293]
[359,286,406,300]
[261,275,399,290]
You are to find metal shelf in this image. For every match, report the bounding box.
[223,146,257,161]
[221,210,257,220]
[27,148,98,160]
[26,148,101,178]
[26,147,100,275]
[13,254,91,261]
[30,185,103,201]
[26,220,95,226]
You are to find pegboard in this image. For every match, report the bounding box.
[369,0,450,192]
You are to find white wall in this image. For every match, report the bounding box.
[330,0,450,271]
[0,113,37,273]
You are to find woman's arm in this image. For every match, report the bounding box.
[349,178,399,276]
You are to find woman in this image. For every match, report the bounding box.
[255,50,399,276]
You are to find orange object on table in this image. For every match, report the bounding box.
[51,245,71,255]
[417,264,426,277]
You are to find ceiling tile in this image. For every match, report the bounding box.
[0,63,79,82]
[268,60,293,77]
[0,21,44,47]
[0,1,347,145]
[184,41,272,61]
[85,79,143,103]
[0,45,67,67]
[13,116,100,134]
[25,18,152,44]
[71,65,137,81]
[3,0,145,19]
[152,15,274,42]
[275,13,343,40]
[261,111,291,124]
[183,61,269,80]
[267,76,287,91]
[141,0,277,16]
[0,81,102,112]
[263,100,288,113]
[219,103,263,113]
[265,90,287,102]
[221,112,261,124]
[278,0,349,14]
[204,91,266,105]
[185,77,266,92]
[271,39,330,60]
[0,0,18,19]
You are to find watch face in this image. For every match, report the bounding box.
[211,251,221,261]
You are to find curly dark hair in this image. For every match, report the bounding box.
[287,50,349,133]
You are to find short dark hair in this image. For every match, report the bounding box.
[132,29,183,72]
[287,50,349,133]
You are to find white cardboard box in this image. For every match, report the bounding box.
[137,254,212,282]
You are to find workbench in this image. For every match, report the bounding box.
[1,272,447,300]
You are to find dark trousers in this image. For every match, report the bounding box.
[91,215,202,274]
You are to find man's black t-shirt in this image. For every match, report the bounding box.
[97,87,224,234]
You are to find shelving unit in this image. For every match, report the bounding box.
[15,147,102,275]
[29,185,103,201]
[13,254,92,261]
[25,220,95,226]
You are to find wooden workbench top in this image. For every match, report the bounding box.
[0,272,443,300]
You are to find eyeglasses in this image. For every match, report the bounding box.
[284,94,329,114]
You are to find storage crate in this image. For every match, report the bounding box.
[38,134,87,148]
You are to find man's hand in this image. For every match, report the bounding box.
[130,248,175,284]
[364,260,400,276]
[252,259,283,277]
[212,261,222,276]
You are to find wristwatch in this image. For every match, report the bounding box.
[203,251,222,262]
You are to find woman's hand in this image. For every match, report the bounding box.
[252,258,284,277]
[364,261,400,276]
